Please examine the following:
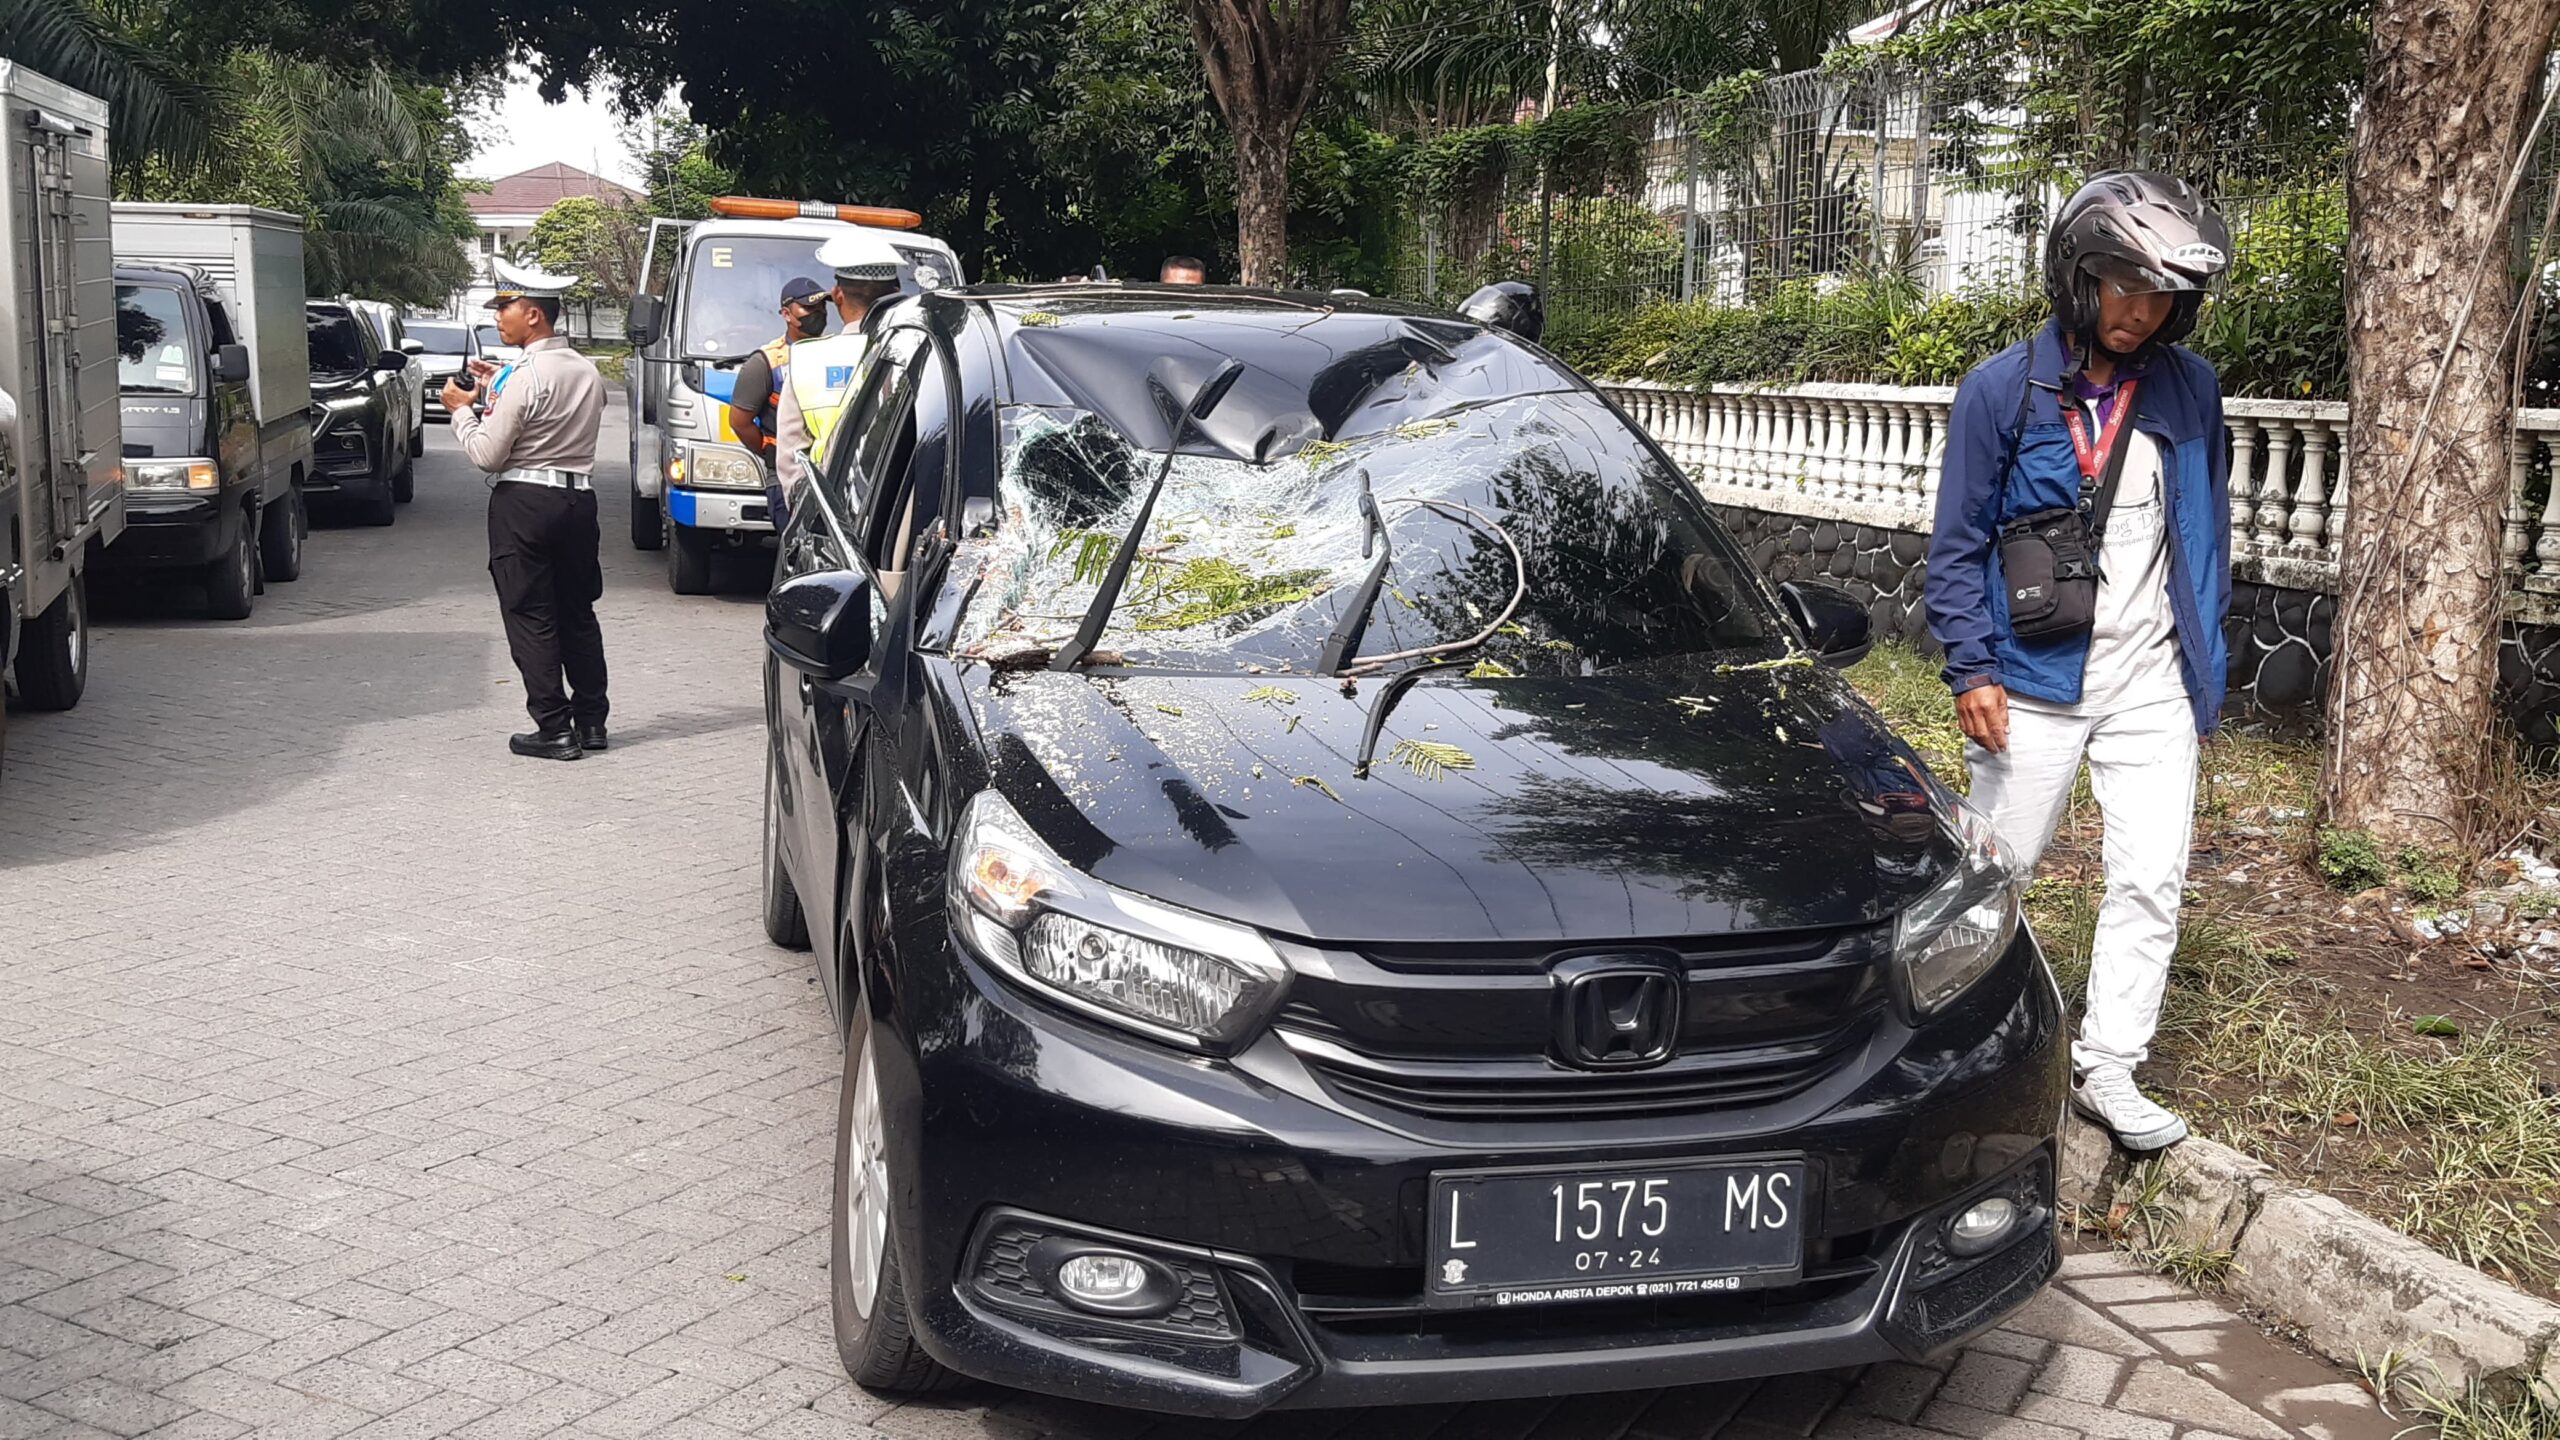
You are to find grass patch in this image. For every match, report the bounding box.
[1843,645,1968,788]
[2364,1356,2560,1440]
[1849,639,2560,1292]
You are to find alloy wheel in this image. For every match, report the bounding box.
[842,1031,890,1321]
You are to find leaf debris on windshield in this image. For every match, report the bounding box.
[1243,685,1298,707]
[1292,775,1343,803]
[1388,739,1476,782]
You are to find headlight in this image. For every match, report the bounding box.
[1894,797,2022,1014]
[682,444,764,490]
[947,790,1289,1050]
[129,459,218,492]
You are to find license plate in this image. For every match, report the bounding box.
[1425,1158,1806,1308]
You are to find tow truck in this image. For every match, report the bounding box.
[623,196,963,593]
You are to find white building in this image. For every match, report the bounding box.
[444,162,644,341]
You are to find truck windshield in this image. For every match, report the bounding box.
[678,235,839,358]
[116,285,196,395]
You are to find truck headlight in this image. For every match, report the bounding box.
[681,444,764,491]
[1894,797,2022,1014]
[948,790,1289,1050]
[130,459,218,492]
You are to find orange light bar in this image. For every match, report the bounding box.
[709,195,923,230]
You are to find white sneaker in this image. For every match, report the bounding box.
[2072,1066,2189,1152]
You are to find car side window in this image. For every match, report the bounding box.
[814,329,929,525]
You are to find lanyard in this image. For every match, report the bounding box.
[2061,378,2139,484]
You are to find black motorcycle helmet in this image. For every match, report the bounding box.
[2044,171,2231,352]
[1458,281,1545,344]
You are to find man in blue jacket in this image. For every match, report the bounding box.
[1925,173,2232,1152]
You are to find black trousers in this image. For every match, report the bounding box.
[488,481,608,733]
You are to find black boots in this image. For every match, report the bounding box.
[574,723,608,752]
[509,729,583,761]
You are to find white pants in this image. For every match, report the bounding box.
[1966,694,2199,1074]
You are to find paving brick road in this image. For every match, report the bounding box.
[0,402,2403,1440]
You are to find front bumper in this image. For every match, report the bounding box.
[881,926,2067,1416]
[96,492,226,567]
[667,487,773,534]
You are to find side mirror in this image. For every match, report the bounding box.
[400,337,426,355]
[767,569,874,680]
[212,343,250,385]
[373,349,407,374]
[1779,581,1873,667]
[627,294,664,348]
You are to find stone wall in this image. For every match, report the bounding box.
[1714,502,2560,742]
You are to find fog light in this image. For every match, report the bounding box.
[1948,1197,2019,1256]
[1054,1253,1151,1307]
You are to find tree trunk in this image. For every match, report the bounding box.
[1232,123,1290,285]
[2328,0,2560,847]
[1184,0,1352,287]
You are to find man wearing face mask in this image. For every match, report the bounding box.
[1925,172,2232,1153]
[730,276,832,529]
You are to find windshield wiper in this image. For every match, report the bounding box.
[1315,469,1389,674]
[1052,358,1247,671]
[1353,659,1468,777]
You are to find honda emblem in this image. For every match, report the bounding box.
[1551,954,1683,1070]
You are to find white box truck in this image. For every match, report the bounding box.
[107,203,315,610]
[0,61,126,750]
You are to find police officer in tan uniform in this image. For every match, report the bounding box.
[445,258,611,761]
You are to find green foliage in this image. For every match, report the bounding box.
[128,52,474,307]
[2187,189,2349,401]
[1872,0,2366,193]
[1134,559,1330,631]
[2316,827,2389,893]
[530,196,646,307]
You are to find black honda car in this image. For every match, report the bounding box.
[760,285,2065,1417]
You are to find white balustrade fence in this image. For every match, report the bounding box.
[1599,379,2560,617]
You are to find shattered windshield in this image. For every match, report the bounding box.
[952,391,1781,676]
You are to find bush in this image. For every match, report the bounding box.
[2317,826,2389,893]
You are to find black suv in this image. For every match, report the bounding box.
[305,301,416,524]
[761,287,2065,1417]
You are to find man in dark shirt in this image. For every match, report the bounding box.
[728,276,831,477]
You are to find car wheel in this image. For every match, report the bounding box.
[632,481,664,551]
[260,486,305,582]
[829,995,954,1395]
[13,571,86,711]
[391,442,416,505]
[763,752,812,949]
[409,416,425,459]
[205,505,257,620]
[365,469,399,527]
[667,520,712,594]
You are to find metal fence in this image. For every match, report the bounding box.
[1389,60,2351,348]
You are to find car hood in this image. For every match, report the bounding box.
[964,659,1958,945]
[310,372,374,400]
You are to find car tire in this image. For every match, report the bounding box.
[763,753,812,949]
[409,416,425,459]
[13,571,86,711]
[261,486,305,582]
[667,520,712,594]
[205,505,257,620]
[632,484,664,551]
[829,994,955,1396]
[391,442,416,505]
[365,468,399,527]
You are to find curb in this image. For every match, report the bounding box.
[2059,1114,2560,1393]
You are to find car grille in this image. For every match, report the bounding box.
[1275,925,1887,1125]
[1285,1016,1871,1120]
